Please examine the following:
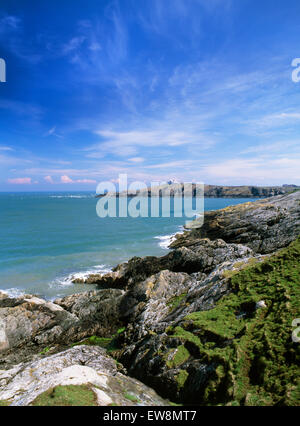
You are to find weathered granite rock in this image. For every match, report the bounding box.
[116,238,300,405]
[0,289,125,368]
[113,259,246,392]
[118,266,232,342]
[76,239,254,289]
[203,184,297,198]
[171,191,300,254]
[54,289,125,335]
[0,345,169,406]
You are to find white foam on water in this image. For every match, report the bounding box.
[155,234,176,249]
[155,226,185,250]
[49,195,93,199]
[0,288,26,298]
[49,264,111,288]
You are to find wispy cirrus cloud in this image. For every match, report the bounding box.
[136,0,232,45]
[44,126,63,138]
[204,156,300,184]
[0,146,13,151]
[76,178,97,183]
[85,128,216,159]
[0,15,21,33]
[7,177,32,184]
[60,175,96,184]
[0,99,43,121]
[241,139,300,155]
[0,14,43,63]
[246,112,300,130]
[128,157,144,163]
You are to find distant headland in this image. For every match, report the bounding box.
[96,184,300,198]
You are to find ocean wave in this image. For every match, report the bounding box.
[49,264,111,288]
[155,226,185,250]
[1,287,26,298]
[49,195,93,199]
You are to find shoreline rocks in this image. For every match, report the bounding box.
[0,289,125,369]
[0,346,169,406]
[1,191,299,405]
[171,191,300,253]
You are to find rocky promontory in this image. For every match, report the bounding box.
[172,190,300,252]
[97,183,300,199]
[0,191,299,406]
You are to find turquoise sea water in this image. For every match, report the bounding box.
[0,192,257,300]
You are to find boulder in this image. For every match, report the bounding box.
[0,289,125,368]
[0,345,169,406]
[171,191,300,254]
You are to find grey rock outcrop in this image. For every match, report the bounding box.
[0,289,125,369]
[76,239,254,288]
[0,345,169,406]
[171,190,300,254]
[98,184,299,199]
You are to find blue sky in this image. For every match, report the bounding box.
[0,0,300,191]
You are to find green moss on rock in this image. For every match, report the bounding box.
[175,370,189,389]
[72,335,112,349]
[39,346,51,356]
[165,237,300,406]
[167,293,187,311]
[71,333,123,353]
[124,393,140,403]
[165,345,190,368]
[31,385,97,406]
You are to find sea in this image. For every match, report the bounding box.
[0,192,257,300]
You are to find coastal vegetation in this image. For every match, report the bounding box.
[32,385,97,407]
[164,237,300,405]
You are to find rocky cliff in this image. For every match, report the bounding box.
[98,184,300,198]
[172,190,300,253]
[0,191,299,406]
[203,184,299,198]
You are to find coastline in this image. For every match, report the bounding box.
[96,184,300,199]
[0,190,299,406]
[0,194,260,300]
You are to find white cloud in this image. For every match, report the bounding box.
[204,156,300,183]
[241,140,300,154]
[7,177,32,184]
[0,99,43,118]
[128,157,145,163]
[59,175,96,184]
[0,15,21,32]
[76,179,97,183]
[61,175,73,183]
[62,36,86,54]
[44,175,54,183]
[248,112,300,129]
[87,129,215,158]
[0,146,13,151]
[44,126,63,138]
